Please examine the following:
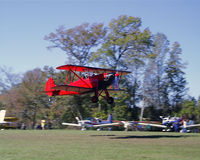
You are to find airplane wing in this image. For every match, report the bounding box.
[137,122,167,129]
[56,65,131,76]
[62,122,81,127]
[52,85,93,93]
[181,124,200,129]
[4,117,18,122]
[0,110,6,123]
[92,122,121,127]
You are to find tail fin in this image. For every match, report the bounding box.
[45,77,56,96]
[75,117,80,122]
[76,117,82,125]
[0,110,6,123]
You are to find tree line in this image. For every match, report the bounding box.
[0,15,199,129]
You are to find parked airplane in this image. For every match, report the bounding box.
[0,110,7,124]
[62,115,165,131]
[62,117,121,131]
[138,116,200,132]
[120,120,167,131]
[0,110,18,129]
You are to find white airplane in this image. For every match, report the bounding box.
[0,110,7,124]
[138,116,200,132]
[62,115,200,132]
[62,116,166,131]
[118,120,167,131]
[0,110,18,129]
[62,117,121,131]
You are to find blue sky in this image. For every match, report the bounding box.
[0,0,200,98]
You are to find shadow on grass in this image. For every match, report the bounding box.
[110,135,191,139]
[91,135,116,137]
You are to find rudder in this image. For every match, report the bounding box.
[45,77,56,96]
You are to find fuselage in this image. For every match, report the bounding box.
[70,73,115,89]
[162,116,182,126]
[57,73,115,95]
[79,117,114,128]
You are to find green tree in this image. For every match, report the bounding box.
[91,15,152,70]
[0,66,21,93]
[180,99,196,119]
[91,108,107,120]
[196,98,200,122]
[0,101,4,110]
[45,23,107,120]
[91,15,153,119]
[45,23,106,65]
[142,33,170,119]
[17,68,48,128]
[165,42,187,113]
[143,33,169,108]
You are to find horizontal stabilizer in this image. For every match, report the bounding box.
[53,85,92,93]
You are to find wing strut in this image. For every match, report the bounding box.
[65,71,70,84]
[70,69,91,88]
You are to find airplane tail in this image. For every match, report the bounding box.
[44,77,56,96]
[76,117,81,123]
[0,110,6,123]
[76,117,84,125]
[75,117,80,121]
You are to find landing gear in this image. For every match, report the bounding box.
[91,96,98,103]
[104,89,114,104]
[107,97,114,104]
[91,89,114,104]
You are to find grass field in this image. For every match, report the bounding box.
[0,130,200,160]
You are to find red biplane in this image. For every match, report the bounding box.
[43,65,131,104]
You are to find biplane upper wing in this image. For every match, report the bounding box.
[56,65,131,76]
[53,85,93,93]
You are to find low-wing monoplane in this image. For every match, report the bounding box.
[43,65,131,104]
[118,120,167,131]
[62,115,164,131]
[138,116,200,132]
[62,117,121,131]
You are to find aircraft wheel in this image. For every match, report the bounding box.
[107,97,114,104]
[91,96,98,103]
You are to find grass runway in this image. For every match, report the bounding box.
[0,130,200,160]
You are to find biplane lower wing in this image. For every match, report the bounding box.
[53,85,93,93]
